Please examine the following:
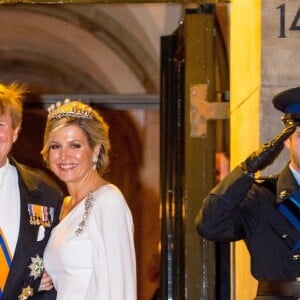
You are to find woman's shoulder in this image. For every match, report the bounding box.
[94,183,123,196]
[93,183,127,209]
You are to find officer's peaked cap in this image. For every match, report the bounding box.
[273,87,300,124]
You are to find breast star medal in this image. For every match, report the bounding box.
[28,254,44,279]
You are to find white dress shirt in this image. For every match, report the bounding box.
[0,159,20,257]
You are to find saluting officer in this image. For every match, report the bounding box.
[196,87,300,299]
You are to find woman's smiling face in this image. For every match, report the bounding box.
[48,124,96,184]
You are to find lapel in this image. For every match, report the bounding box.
[267,164,300,251]
[3,158,42,297]
[256,165,300,251]
[276,163,300,203]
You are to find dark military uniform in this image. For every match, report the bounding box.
[2,158,62,300]
[196,164,300,298]
[197,87,300,299]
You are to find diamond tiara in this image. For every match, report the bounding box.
[47,99,93,120]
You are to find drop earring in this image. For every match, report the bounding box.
[92,155,98,170]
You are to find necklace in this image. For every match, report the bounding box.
[75,192,95,236]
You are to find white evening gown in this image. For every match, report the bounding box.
[43,184,137,300]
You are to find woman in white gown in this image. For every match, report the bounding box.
[40,99,136,300]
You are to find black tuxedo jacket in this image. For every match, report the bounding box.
[2,158,62,300]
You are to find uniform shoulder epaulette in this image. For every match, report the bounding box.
[254,174,278,195]
[254,174,278,182]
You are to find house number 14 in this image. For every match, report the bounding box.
[277,4,300,37]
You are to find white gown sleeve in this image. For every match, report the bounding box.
[85,185,137,300]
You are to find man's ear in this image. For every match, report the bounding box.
[284,138,290,150]
[12,126,21,143]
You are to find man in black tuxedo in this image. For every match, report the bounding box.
[0,82,62,300]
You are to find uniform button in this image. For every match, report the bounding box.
[281,234,288,239]
[293,254,300,260]
[296,277,300,283]
[279,190,288,199]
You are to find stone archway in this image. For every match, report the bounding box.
[1,3,183,299]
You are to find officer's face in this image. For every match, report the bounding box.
[285,126,300,172]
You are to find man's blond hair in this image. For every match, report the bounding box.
[0,82,27,129]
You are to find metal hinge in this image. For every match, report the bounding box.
[190,83,229,137]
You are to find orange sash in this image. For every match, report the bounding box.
[0,228,12,298]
